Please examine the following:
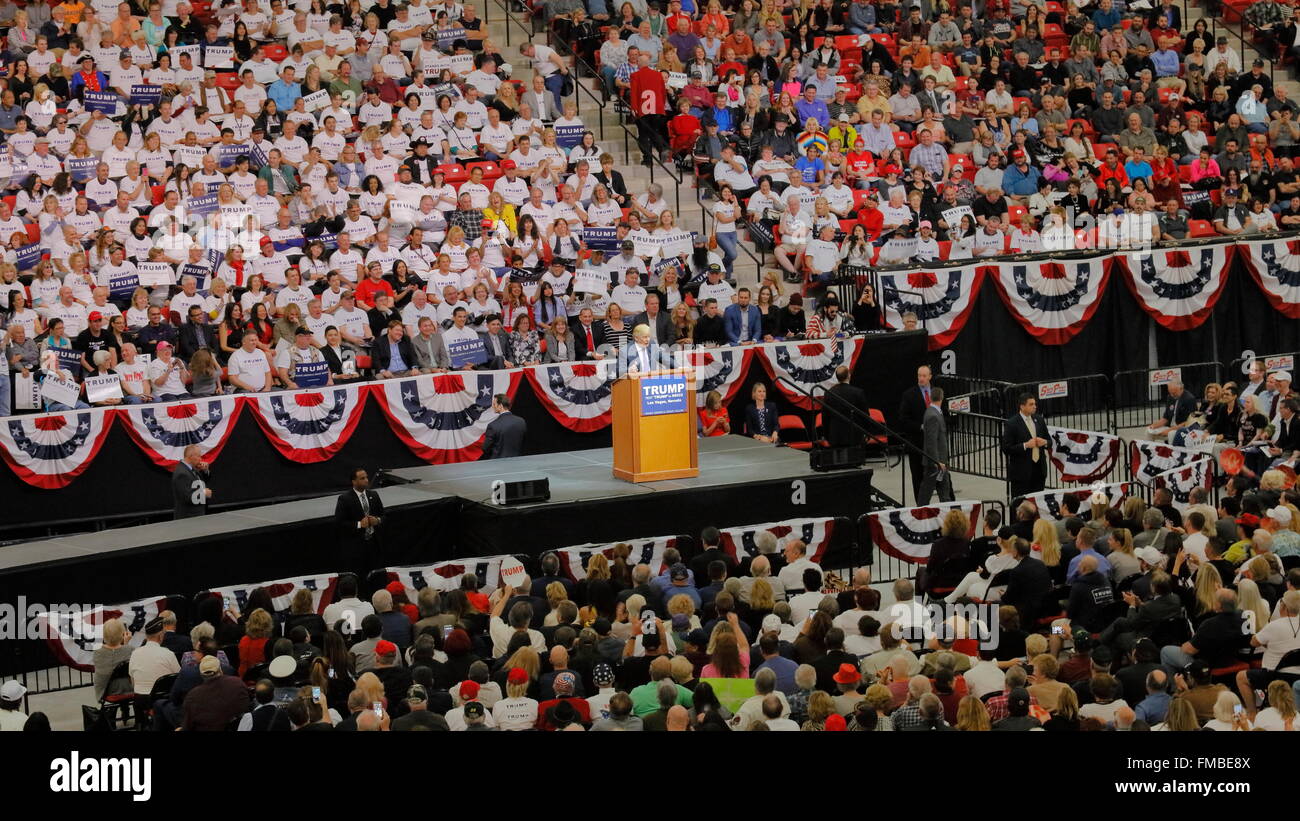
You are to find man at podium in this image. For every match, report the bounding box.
[623,324,674,374]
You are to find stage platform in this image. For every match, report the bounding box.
[389,437,876,555]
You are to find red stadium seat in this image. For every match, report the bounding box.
[778,414,812,449]
[215,73,240,90]
[151,184,164,205]
[1007,204,1028,224]
[834,35,861,51]
[1187,219,1216,237]
[436,164,469,184]
[24,223,39,244]
[263,43,289,62]
[937,240,951,260]
[355,355,373,370]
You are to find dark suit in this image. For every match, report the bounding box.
[917,404,954,504]
[372,334,418,374]
[1001,411,1050,498]
[823,381,869,447]
[334,487,385,577]
[623,340,671,372]
[178,320,213,360]
[482,411,526,459]
[321,344,355,377]
[478,329,513,369]
[171,461,208,519]
[1001,556,1053,624]
[897,384,930,499]
[632,310,673,345]
[722,303,762,345]
[572,321,608,360]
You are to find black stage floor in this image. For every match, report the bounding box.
[389,438,875,555]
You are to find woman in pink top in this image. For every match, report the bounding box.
[699,612,751,678]
[1187,147,1221,185]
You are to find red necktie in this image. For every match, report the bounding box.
[585,326,594,351]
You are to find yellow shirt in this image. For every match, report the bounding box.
[483,204,517,236]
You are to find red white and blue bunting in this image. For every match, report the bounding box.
[207,573,340,616]
[681,346,752,408]
[556,538,675,582]
[1117,245,1233,331]
[119,396,243,468]
[35,594,167,671]
[1047,426,1122,483]
[1152,459,1214,513]
[720,517,837,563]
[1023,482,1133,522]
[1129,440,1205,485]
[384,557,512,595]
[248,383,369,463]
[987,254,1111,345]
[867,500,983,564]
[878,263,984,350]
[759,338,864,410]
[0,410,115,489]
[1237,236,1300,319]
[523,361,617,433]
[374,370,523,462]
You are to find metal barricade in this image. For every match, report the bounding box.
[1004,374,1112,435]
[1111,361,1222,432]
[945,410,1010,492]
[1225,351,1298,385]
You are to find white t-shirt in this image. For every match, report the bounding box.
[227,347,272,390]
[491,697,540,730]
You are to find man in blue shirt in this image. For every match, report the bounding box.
[1133,669,1171,725]
[1092,0,1121,31]
[794,144,825,187]
[267,65,302,111]
[754,633,799,694]
[1151,44,1181,82]
[1124,147,1154,185]
[795,85,830,130]
[704,92,734,136]
[805,65,840,102]
[1065,527,1112,584]
[1000,150,1041,201]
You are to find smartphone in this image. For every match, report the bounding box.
[1051,625,1063,635]
[373,701,383,719]
[223,596,232,610]
[442,624,453,640]
[1233,704,1243,716]
[312,686,321,700]
[328,667,336,679]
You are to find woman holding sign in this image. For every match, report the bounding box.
[38,348,89,411]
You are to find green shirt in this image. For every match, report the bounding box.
[629,680,693,716]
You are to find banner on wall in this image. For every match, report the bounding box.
[373,370,523,462]
[1129,440,1205,485]
[0,410,115,489]
[248,383,369,463]
[208,572,340,617]
[867,500,982,564]
[719,517,838,563]
[1237,236,1300,319]
[119,396,244,468]
[524,362,617,433]
[986,254,1112,345]
[1047,426,1122,483]
[34,595,168,671]
[759,337,863,409]
[1023,482,1132,522]
[1152,458,1214,513]
[1116,244,1233,331]
[879,262,985,350]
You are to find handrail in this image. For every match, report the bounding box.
[486,0,533,49]
[544,23,609,137]
[1209,3,1276,84]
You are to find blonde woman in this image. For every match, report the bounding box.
[91,618,136,701]
[1193,562,1222,618]
[1236,578,1270,637]
[1253,679,1298,731]
[354,672,386,712]
[1106,528,1140,582]
[1204,691,1252,731]
[800,691,837,730]
[1153,695,1200,730]
[493,666,540,730]
[667,593,700,631]
[955,695,991,731]
[1031,518,1059,565]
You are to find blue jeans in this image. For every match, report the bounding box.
[158,393,192,402]
[600,65,617,96]
[46,400,90,411]
[715,231,738,275]
[122,394,146,405]
[545,73,568,111]
[1160,644,1194,676]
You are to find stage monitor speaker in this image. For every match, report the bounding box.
[490,477,551,505]
[809,446,866,472]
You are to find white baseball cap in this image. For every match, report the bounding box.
[0,680,27,701]
[1267,506,1293,526]
[1275,370,1292,383]
[1136,546,1164,567]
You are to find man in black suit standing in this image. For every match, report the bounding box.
[632,292,673,345]
[172,444,211,519]
[1001,392,1050,499]
[335,467,384,578]
[897,364,933,502]
[823,365,869,447]
[482,394,526,459]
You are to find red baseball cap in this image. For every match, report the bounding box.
[88,311,103,322]
[460,680,481,699]
[500,159,516,170]
[375,639,398,657]
[825,714,847,731]
[507,667,528,685]
[384,581,404,597]
[881,164,901,175]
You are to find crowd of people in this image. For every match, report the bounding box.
[1,477,1295,732]
[593,0,1300,276]
[0,0,906,419]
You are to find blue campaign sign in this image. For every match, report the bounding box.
[15,244,42,270]
[180,263,212,285]
[55,346,83,378]
[189,194,219,216]
[447,337,487,368]
[436,27,466,49]
[583,226,618,252]
[84,91,118,113]
[294,360,330,387]
[216,143,251,167]
[248,142,268,169]
[555,125,584,149]
[67,156,98,182]
[640,375,688,416]
[130,84,162,105]
[108,270,139,299]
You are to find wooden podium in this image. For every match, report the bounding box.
[611,369,699,483]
